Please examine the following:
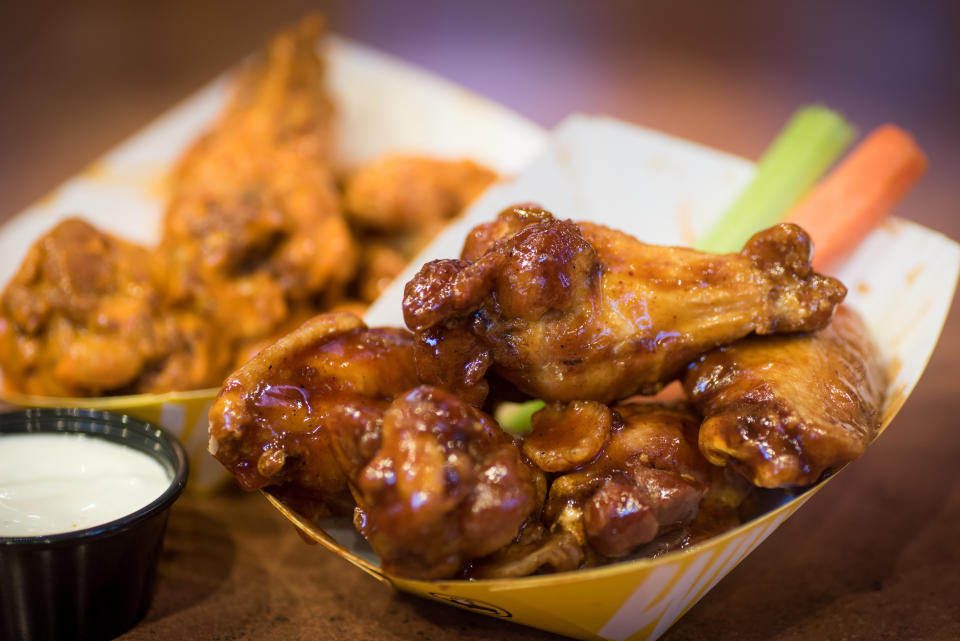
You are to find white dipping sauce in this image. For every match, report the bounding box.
[0,433,171,537]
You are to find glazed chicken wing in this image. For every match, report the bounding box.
[208,313,542,578]
[0,219,165,396]
[0,219,240,396]
[464,520,584,579]
[403,205,847,404]
[542,402,712,560]
[684,305,886,487]
[208,312,419,513]
[353,385,544,579]
[470,398,759,577]
[635,465,756,558]
[161,15,356,351]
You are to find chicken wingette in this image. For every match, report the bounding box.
[403,205,847,405]
[684,305,886,487]
[160,15,356,357]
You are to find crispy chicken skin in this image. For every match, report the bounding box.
[135,308,233,393]
[403,205,847,404]
[684,305,886,488]
[543,402,712,560]
[208,313,418,513]
[160,15,357,349]
[353,385,544,579]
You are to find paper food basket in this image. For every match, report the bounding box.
[1,30,955,639]
[0,35,548,491]
[300,114,953,641]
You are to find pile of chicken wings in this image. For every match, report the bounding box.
[209,204,886,579]
[0,16,494,396]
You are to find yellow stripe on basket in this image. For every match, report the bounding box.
[602,493,814,641]
[507,563,676,639]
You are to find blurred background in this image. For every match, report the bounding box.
[1,1,958,639]
[1,0,957,241]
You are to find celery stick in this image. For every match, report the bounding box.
[494,399,546,436]
[696,105,854,253]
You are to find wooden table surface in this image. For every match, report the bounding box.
[2,2,958,639]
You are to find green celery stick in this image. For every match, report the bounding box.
[494,399,546,436]
[696,105,855,253]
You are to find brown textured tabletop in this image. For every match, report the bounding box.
[2,1,958,639]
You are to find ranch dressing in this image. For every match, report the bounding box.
[0,433,171,537]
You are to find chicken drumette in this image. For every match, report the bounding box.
[684,305,886,487]
[0,219,229,396]
[354,385,544,579]
[208,312,543,579]
[540,402,712,561]
[0,218,163,396]
[208,313,418,514]
[403,205,847,405]
[469,400,750,577]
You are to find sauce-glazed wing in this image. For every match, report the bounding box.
[403,205,847,404]
[0,219,165,396]
[636,465,756,558]
[161,15,356,352]
[208,312,418,514]
[543,402,711,561]
[683,305,886,487]
[464,521,583,579]
[208,312,542,578]
[428,399,755,579]
[353,386,544,579]
[0,219,242,396]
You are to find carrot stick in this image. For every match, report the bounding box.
[784,124,928,270]
[696,106,854,253]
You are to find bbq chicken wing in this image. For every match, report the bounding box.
[0,218,230,396]
[0,219,165,396]
[471,400,756,575]
[208,312,419,514]
[208,312,543,578]
[160,15,356,352]
[542,402,712,560]
[353,385,544,579]
[635,465,756,558]
[464,520,584,579]
[684,305,886,487]
[403,205,847,405]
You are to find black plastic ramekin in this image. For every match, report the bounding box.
[0,408,189,641]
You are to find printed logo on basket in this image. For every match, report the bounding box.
[427,592,512,618]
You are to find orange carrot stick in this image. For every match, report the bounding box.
[784,124,927,269]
